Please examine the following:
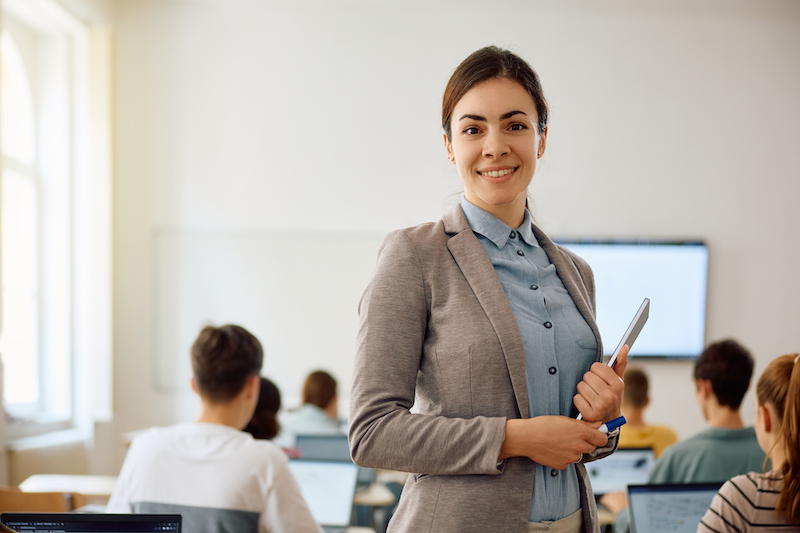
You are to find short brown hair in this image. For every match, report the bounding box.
[442,46,548,141]
[302,370,337,409]
[693,339,754,410]
[624,368,649,408]
[191,324,263,402]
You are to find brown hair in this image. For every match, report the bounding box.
[302,370,337,409]
[243,377,281,440]
[191,324,263,402]
[442,46,548,141]
[623,368,649,408]
[756,353,800,524]
[693,339,754,409]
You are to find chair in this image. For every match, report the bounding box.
[0,486,86,512]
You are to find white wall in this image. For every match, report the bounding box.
[107,0,800,473]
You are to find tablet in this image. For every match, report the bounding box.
[607,298,650,368]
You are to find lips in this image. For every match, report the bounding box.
[478,167,518,178]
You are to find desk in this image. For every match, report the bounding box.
[353,482,395,507]
[19,475,117,500]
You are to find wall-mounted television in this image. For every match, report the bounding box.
[554,239,708,359]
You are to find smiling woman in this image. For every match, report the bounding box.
[444,77,545,228]
[349,46,626,533]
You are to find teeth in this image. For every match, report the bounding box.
[480,168,515,178]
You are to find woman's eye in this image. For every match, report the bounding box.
[463,126,480,135]
[509,123,527,131]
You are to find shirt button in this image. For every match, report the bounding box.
[549,367,557,375]
[530,285,539,290]
[516,250,524,256]
[550,470,558,477]
[544,321,552,329]
[509,230,517,239]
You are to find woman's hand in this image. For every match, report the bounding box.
[499,416,609,470]
[573,345,628,423]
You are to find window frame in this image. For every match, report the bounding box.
[1,0,113,441]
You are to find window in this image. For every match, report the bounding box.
[1,0,113,439]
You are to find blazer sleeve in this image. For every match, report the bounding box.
[348,230,507,476]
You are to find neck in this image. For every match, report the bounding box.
[623,406,647,427]
[706,404,745,429]
[464,193,527,229]
[769,444,787,472]
[196,400,248,430]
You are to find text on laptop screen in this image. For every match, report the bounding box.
[627,483,722,533]
[0,514,180,532]
[287,460,358,527]
[587,448,656,495]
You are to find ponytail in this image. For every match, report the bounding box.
[757,353,800,524]
[779,354,800,524]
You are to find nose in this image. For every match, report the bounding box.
[482,128,509,158]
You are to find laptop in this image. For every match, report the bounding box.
[288,459,359,533]
[627,482,724,533]
[587,447,656,496]
[0,513,181,532]
[295,434,376,486]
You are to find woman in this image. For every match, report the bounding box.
[349,46,627,533]
[274,370,341,448]
[698,354,800,531]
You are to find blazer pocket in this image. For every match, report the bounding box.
[468,343,515,418]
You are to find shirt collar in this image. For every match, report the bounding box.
[460,198,538,249]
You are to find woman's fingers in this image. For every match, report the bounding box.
[574,353,626,422]
[505,416,608,470]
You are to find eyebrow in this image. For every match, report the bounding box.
[458,110,528,122]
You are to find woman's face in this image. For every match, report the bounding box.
[445,77,546,222]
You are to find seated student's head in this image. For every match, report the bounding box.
[755,353,800,524]
[302,370,337,419]
[622,368,649,412]
[243,377,282,440]
[693,339,754,415]
[190,324,264,429]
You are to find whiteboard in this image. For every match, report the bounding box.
[152,230,384,401]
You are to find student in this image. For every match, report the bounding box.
[609,339,765,533]
[618,368,678,458]
[243,377,282,440]
[107,325,320,533]
[275,370,342,448]
[698,353,800,531]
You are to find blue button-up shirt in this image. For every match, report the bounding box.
[460,199,598,522]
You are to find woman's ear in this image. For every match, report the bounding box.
[443,132,455,164]
[537,126,548,159]
[760,404,773,433]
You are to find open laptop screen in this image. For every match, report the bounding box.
[288,459,358,528]
[0,513,181,532]
[587,447,656,495]
[294,435,351,462]
[627,483,723,533]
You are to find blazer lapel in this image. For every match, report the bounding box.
[443,206,529,419]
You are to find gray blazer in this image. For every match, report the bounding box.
[349,205,617,533]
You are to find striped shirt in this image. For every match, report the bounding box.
[698,471,798,532]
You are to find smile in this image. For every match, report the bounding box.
[478,167,518,178]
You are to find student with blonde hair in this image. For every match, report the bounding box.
[698,353,800,531]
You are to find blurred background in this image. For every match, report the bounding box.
[0,0,798,485]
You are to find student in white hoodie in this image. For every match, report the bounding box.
[107,324,320,533]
